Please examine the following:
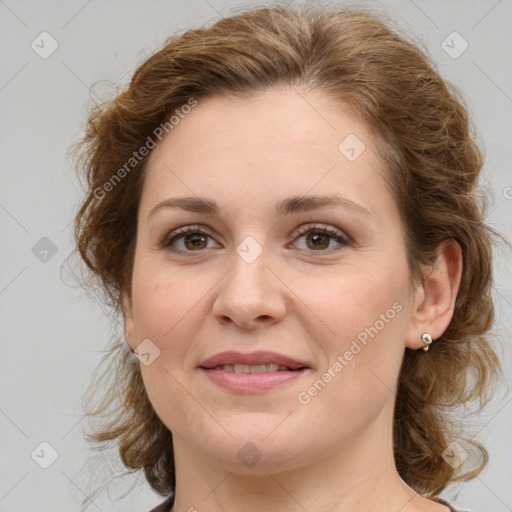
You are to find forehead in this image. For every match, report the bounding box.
[148,88,372,162]
[140,87,392,219]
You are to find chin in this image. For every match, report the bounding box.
[193,420,309,473]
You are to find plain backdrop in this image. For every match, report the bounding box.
[0,0,511,511]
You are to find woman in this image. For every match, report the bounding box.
[73,5,502,512]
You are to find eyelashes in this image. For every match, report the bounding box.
[160,225,217,253]
[159,223,351,256]
[291,224,350,252]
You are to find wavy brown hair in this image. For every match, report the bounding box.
[72,3,502,504]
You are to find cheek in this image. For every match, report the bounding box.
[305,260,408,347]
[130,258,202,344]
[130,266,211,434]
[299,262,409,398]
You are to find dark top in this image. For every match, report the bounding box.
[149,494,174,512]
[148,493,469,511]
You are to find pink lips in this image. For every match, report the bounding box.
[199,350,308,370]
[198,350,310,394]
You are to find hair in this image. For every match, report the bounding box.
[72,3,503,504]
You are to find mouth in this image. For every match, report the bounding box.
[198,350,310,371]
[198,350,310,394]
[206,363,306,373]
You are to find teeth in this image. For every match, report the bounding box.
[219,363,285,373]
[249,364,267,374]
[208,363,298,373]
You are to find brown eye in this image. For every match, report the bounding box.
[291,224,350,253]
[304,232,330,250]
[161,225,219,254]
[182,233,209,251]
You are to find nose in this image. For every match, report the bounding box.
[211,246,287,330]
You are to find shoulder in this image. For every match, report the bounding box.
[148,494,174,512]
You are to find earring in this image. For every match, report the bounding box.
[420,333,433,352]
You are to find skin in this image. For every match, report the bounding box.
[123,87,462,512]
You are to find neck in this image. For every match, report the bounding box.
[170,403,434,512]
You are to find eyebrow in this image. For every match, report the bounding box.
[148,194,372,219]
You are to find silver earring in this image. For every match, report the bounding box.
[420,333,433,352]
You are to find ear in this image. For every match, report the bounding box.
[405,240,463,350]
[121,292,137,351]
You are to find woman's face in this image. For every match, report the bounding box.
[124,87,422,473]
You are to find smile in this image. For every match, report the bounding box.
[210,363,299,373]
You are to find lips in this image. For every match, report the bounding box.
[198,350,310,393]
[198,350,309,371]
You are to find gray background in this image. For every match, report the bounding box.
[0,0,511,511]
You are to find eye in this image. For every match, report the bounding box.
[289,223,350,253]
[161,225,220,253]
[160,223,350,256]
